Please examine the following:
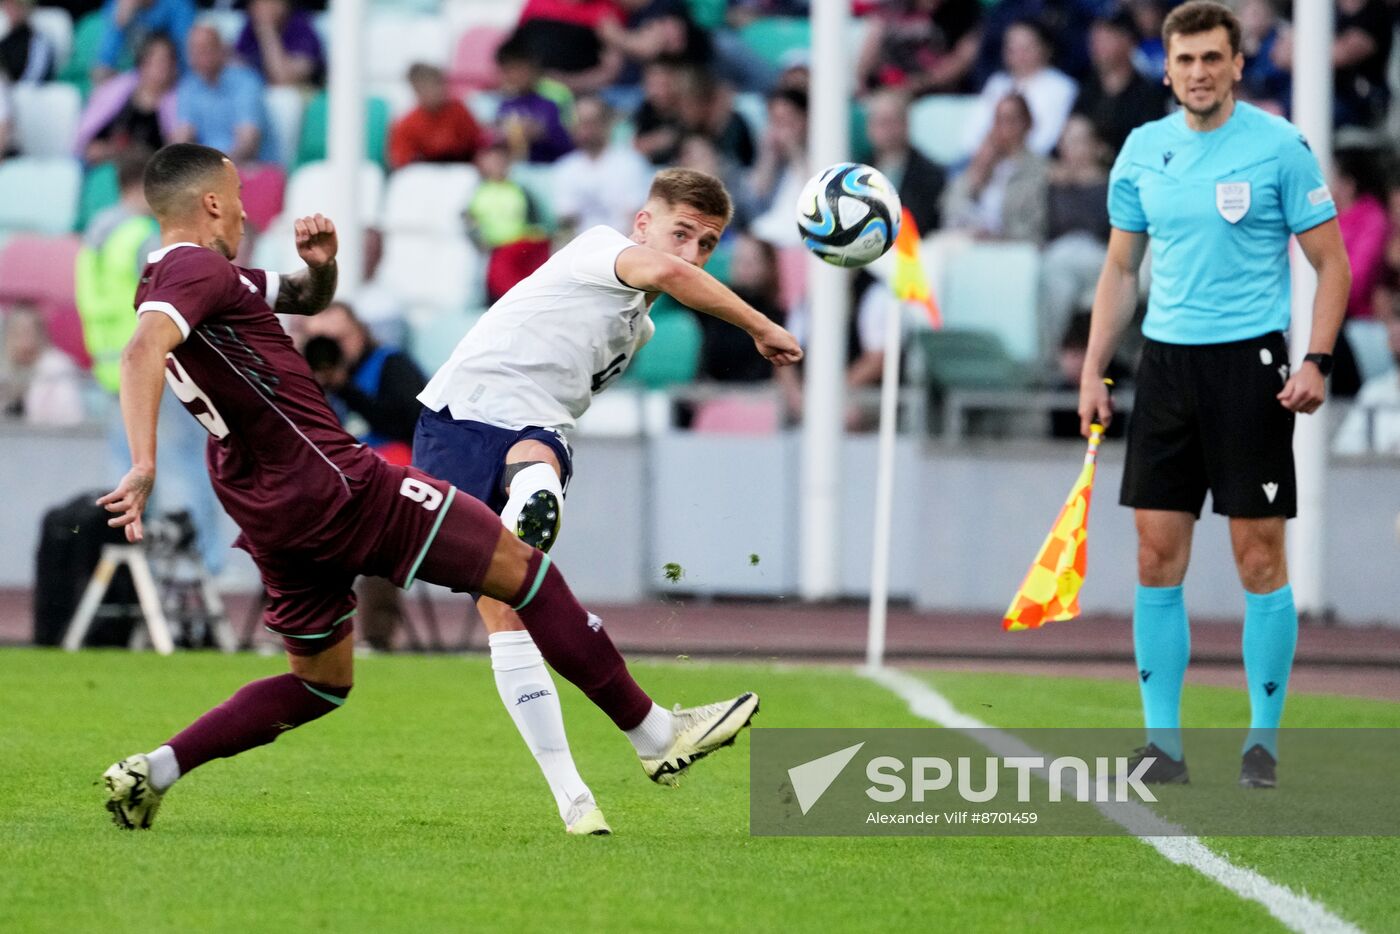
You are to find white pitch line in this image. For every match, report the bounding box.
[863,665,1362,934]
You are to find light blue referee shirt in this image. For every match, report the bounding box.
[1108,101,1337,345]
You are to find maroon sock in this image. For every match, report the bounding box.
[166,674,351,775]
[512,552,654,730]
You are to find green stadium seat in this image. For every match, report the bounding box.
[738,17,811,69]
[295,92,390,169]
[685,0,727,30]
[76,162,120,231]
[60,11,119,93]
[915,328,1025,392]
[625,309,702,389]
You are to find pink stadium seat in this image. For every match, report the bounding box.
[0,234,88,368]
[691,396,781,435]
[777,246,808,312]
[239,164,287,233]
[449,25,508,94]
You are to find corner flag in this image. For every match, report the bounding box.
[891,207,940,328]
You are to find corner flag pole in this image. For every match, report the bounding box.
[1288,0,1332,616]
[326,0,365,294]
[864,293,903,672]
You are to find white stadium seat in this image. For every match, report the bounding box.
[382,163,479,236]
[378,232,479,312]
[909,95,981,166]
[284,160,385,225]
[12,83,81,158]
[465,91,500,126]
[197,9,243,46]
[406,306,481,376]
[30,7,74,74]
[935,239,1041,362]
[362,12,450,87]
[250,215,302,278]
[0,157,81,235]
[443,0,526,31]
[264,86,307,170]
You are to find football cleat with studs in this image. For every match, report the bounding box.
[515,490,562,554]
[641,692,760,785]
[102,754,165,829]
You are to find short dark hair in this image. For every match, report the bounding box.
[1162,0,1241,56]
[144,143,230,219]
[647,168,733,226]
[1007,18,1055,52]
[767,87,808,115]
[407,62,444,85]
[495,33,536,67]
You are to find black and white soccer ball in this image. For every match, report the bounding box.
[795,162,902,268]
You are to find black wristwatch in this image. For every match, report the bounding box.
[1303,353,1334,377]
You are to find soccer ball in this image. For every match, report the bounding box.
[795,163,902,268]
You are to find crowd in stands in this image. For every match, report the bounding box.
[1,0,1400,452]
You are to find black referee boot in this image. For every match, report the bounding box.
[1128,743,1190,784]
[1239,744,1277,789]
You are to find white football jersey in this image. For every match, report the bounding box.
[418,226,656,432]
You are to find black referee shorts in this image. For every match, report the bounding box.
[1120,332,1296,519]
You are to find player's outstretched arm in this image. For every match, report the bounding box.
[615,246,803,366]
[275,214,339,317]
[1079,227,1147,437]
[1279,218,1352,415]
[98,311,184,542]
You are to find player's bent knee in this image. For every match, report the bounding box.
[299,679,353,710]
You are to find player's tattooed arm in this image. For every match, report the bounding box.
[277,214,340,316]
[275,260,339,316]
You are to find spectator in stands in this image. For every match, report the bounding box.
[388,63,485,170]
[1273,0,1392,129]
[676,67,754,168]
[774,47,810,93]
[602,0,713,102]
[0,306,84,426]
[511,0,624,94]
[466,138,552,303]
[1237,0,1289,115]
[302,301,426,652]
[747,87,808,247]
[495,36,573,164]
[943,93,1047,242]
[697,233,784,382]
[0,78,13,157]
[552,94,654,237]
[1047,313,1127,439]
[172,25,273,163]
[75,34,179,165]
[235,0,324,88]
[92,0,196,85]
[701,0,783,94]
[0,0,57,84]
[677,132,756,227]
[865,88,946,235]
[1070,10,1167,158]
[857,0,982,97]
[632,56,687,165]
[1333,316,1400,455]
[1330,147,1392,397]
[1127,0,1170,79]
[1038,114,1110,364]
[963,19,1077,158]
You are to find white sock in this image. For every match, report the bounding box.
[146,744,180,791]
[500,463,564,536]
[489,630,592,822]
[625,703,675,758]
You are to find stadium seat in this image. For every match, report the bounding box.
[691,395,781,435]
[914,327,1025,392]
[0,233,87,365]
[908,95,980,166]
[239,164,287,232]
[776,246,807,311]
[12,83,82,158]
[284,159,385,225]
[442,0,527,32]
[738,17,811,69]
[937,241,1040,362]
[466,91,500,126]
[60,10,119,89]
[198,9,243,45]
[362,12,450,88]
[379,232,479,311]
[29,7,74,75]
[264,86,307,169]
[382,163,478,236]
[508,162,557,233]
[574,387,646,437]
[406,306,480,376]
[76,161,120,231]
[250,216,301,274]
[373,82,416,121]
[0,157,81,235]
[449,24,508,94]
[295,92,390,169]
[626,309,702,389]
[732,92,766,141]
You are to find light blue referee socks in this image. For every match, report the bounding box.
[1133,584,1190,761]
[1241,584,1298,758]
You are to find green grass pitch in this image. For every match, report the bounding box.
[1,649,1397,932]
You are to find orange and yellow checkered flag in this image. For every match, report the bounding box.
[891,207,941,328]
[1003,423,1104,631]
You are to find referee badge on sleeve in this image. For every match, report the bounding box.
[1216,182,1251,223]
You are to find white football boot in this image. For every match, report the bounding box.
[564,794,612,836]
[641,692,760,785]
[102,754,165,829]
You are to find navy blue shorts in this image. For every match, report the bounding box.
[412,406,573,516]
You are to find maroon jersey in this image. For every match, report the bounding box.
[135,243,381,553]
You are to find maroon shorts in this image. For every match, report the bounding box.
[252,461,500,655]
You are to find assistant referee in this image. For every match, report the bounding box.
[1078,1,1351,789]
